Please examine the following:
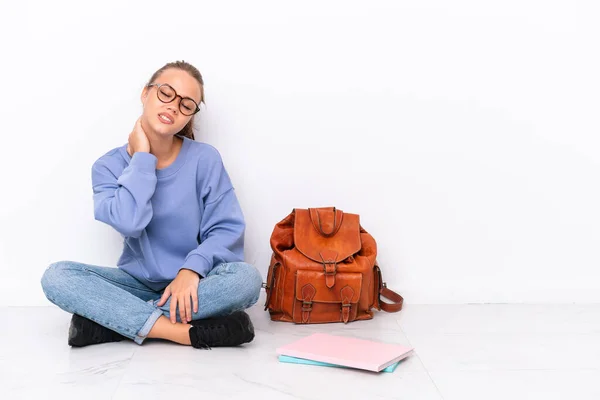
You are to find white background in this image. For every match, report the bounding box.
[1,0,599,306]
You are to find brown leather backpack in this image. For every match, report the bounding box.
[264,207,403,324]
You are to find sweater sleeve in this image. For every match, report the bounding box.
[180,158,245,278]
[91,151,158,238]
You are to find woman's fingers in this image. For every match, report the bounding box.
[170,296,178,324]
[157,286,171,307]
[136,117,143,130]
[129,117,150,154]
[178,295,187,323]
[160,277,200,323]
[184,294,192,323]
[192,291,199,314]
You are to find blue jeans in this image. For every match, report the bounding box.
[41,261,263,345]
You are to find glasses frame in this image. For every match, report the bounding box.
[147,83,201,116]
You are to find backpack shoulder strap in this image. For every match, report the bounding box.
[375,265,404,312]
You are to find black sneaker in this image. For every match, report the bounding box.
[68,314,127,347]
[189,311,255,349]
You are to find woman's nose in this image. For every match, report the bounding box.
[167,104,178,115]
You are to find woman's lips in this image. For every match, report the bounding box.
[158,113,174,124]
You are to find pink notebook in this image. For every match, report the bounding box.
[276,333,413,372]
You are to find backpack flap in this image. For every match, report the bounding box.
[293,208,362,289]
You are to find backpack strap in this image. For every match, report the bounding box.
[375,265,404,313]
[263,261,280,311]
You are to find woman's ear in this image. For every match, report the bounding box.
[141,86,149,104]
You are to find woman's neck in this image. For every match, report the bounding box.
[145,130,183,169]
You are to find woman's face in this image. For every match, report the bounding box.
[141,68,202,138]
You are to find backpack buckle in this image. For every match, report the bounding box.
[323,261,337,275]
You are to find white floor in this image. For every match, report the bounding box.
[2,297,600,399]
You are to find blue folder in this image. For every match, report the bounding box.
[278,355,399,372]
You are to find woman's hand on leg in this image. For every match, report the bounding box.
[157,269,200,323]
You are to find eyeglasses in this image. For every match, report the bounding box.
[147,83,200,116]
